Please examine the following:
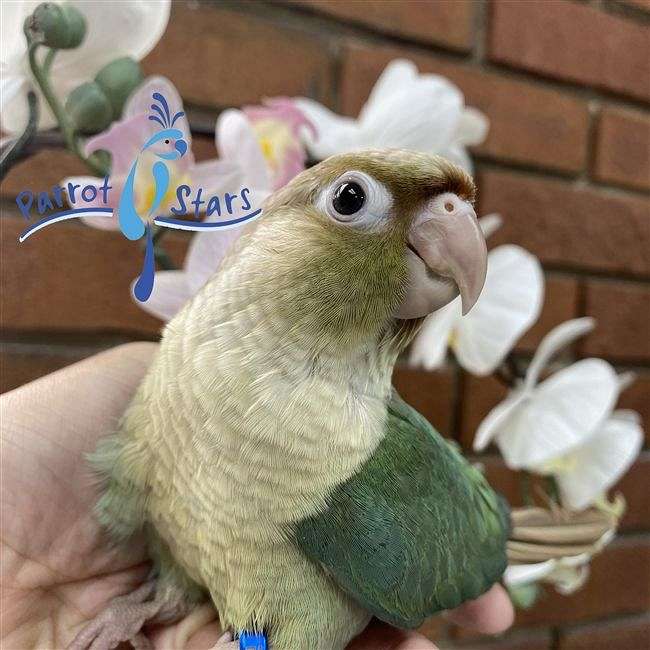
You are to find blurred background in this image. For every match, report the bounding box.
[1,1,649,648]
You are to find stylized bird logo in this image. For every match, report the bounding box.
[119,92,188,302]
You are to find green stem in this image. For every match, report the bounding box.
[42,48,56,74]
[0,90,39,182]
[520,471,534,507]
[154,245,175,271]
[26,40,107,176]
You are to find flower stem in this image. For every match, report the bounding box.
[25,40,108,177]
[0,90,39,182]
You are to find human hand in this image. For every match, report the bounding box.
[0,343,513,649]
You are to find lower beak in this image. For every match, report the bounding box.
[408,204,487,315]
[175,140,187,157]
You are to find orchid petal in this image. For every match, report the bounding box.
[473,388,527,452]
[188,158,243,198]
[504,561,554,586]
[124,75,191,148]
[478,213,503,239]
[359,76,463,153]
[526,318,596,390]
[357,59,418,124]
[454,245,544,375]
[550,562,590,595]
[292,98,360,159]
[84,114,151,177]
[408,299,460,370]
[556,411,643,511]
[185,228,247,295]
[497,358,619,469]
[46,1,170,89]
[1,2,171,134]
[216,109,270,190]
[456,107,489,146]
[132,270,189,322]
[61,175,123,230]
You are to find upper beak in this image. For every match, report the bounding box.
[408,198,487,315]
[175,139,188,157]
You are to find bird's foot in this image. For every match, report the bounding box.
[68,581,162,650]
[210,631,240,648]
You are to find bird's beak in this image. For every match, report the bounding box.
[175,140,188,157]
[396,195,487,319]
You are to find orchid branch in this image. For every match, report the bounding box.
[0,90,38,182]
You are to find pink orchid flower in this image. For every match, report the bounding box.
[63,76,241,231]
[243,98,316,190]
[135,108,275,321]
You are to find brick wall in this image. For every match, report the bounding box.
[1,1,648,647]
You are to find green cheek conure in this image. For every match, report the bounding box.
[70,150,513,650]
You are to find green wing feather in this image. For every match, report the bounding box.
[293,389,510,628]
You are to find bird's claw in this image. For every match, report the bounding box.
[68,581,160,650]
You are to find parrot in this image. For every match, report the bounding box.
[70,149,511,650]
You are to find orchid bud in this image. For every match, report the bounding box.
[30,2,86,49]
[66,82,113,133]
[94,57,144,119]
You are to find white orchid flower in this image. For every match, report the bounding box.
[409,215,544,375]
[293,59,488,172]
[473,318,642,499]
[137,109,272,322]
[1,0,170,134]
[539,409,643,511]
[505,553,592,596]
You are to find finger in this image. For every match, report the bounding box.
[445,584,514,634]
[348,619,438,650]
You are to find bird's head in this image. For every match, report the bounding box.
[141,128,188,160]
[227,150,487,355]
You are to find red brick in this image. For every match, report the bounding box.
[392,365,455,437]
[476,455,522,507]
[291,0,475,51]
[0,347,98,394]
[0,149,87,199]
[517,275,579,353]
[515,536,650,626]
[558,613,650,650]
[617,453,650,532]
[488,0,650,102]
[479,170,650,278]
[0,215,186,337]
[580,281,650,362]
[143,3,335,109]
[341,43,590,174]
[593,107,650,192]
[459,374,508,450]
[619,372,650,445]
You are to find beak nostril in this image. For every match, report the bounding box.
[444,202,454,213]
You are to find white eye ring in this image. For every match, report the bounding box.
[318,170,392,227]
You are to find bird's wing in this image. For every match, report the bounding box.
[293,389,509,628]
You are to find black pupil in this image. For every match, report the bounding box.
[332,182,365,215]
[165,139,170,144]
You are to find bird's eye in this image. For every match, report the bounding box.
[321,171,392,227]
[164,139,170,144]
[332,181,365,216]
